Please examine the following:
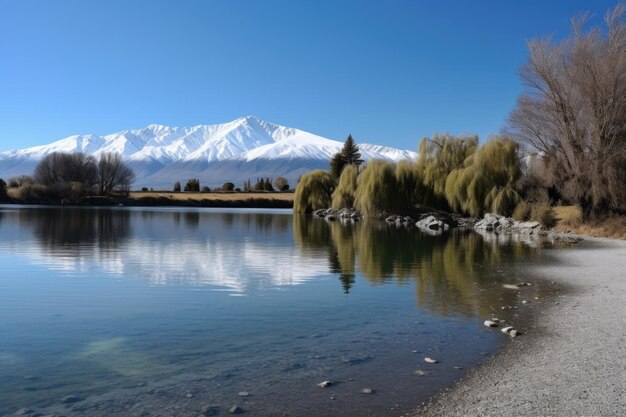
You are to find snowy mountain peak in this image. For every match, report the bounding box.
[0,116,417,187]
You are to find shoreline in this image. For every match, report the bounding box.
[408,236,626,417]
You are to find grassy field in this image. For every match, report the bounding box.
[130,191,294,201]
[554,205,626,240]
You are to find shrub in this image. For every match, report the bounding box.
[512,201,532,221]
[354,160,397,217]
[293,170,335,213]
[141,187,149,192]
[184,179,200,192]
[222,182,235,192]
[531,203,556,228]
[274,176,289,191]
[201,186,211,192]
[331,164,358,209]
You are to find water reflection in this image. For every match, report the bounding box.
[293,216,551,317]
[0,207,551,314]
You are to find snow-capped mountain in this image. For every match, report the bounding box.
[0,116,417,187]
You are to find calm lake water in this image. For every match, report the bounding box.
[0,206,555,417]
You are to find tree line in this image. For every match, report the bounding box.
[0,151,135,203]
[295,5,626,223]
[171,177,291,193]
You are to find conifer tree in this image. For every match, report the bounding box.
[329,153,345,179]
[341,134,363,166]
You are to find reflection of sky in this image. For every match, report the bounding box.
[0,207,330,293]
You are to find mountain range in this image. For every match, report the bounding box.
[0,116,417,188]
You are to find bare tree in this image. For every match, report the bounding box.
[508,4,626,219]
[97,152,135,194]
[35,152,98,186]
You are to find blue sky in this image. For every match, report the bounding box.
[0,0,619,151]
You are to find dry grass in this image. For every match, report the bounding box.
[130,191,294,202]
[553,205,626,240]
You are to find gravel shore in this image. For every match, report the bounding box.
[410,237,626,417]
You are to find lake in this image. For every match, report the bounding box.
[0,206,556,416]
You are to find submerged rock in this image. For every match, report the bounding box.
[228,405,244,414]
[238,391,249,397]
[424,357,438,364]
[414,369,429,376]
[317,380,333,388]
[361,388,374,394]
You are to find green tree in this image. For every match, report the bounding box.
[395,160,419,211]
[444,137,521,217]
[222,182,235,191]
[293,170,335,213]
[341,134,363,166]
[416,133,478,209]
[173,181,181,192]
[354,160,397,216]
[329,152,345,179]
[0,178,8,201]
[263,177,274,191]
[331,164,358,209]
[184,179,200,192]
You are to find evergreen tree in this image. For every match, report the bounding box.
[329,152,345,179]
[0,178,8,201]
[341,134,363,166]
[173,181,181,192]
[263,177,274,191]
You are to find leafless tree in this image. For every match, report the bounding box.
[35,152,98,186]
[97,152,135,194]
[508,4,626,219]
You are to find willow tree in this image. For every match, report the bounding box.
[331,164,358,209]
[395,160,419,211]
[415,133,478,209]
[444,137,521,217]
[293,170,335,213]
[354,160,397,216]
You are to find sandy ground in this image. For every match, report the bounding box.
[411,237,626,417]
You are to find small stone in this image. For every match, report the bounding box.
[186,393,193,398]
[61,395,82,404]
[424,357,438,364]
[453,366,463,370]
[238,391,249,397]
[484,320,498,328]
[522,300,528,304]
[361,388,374,394]
[228,405,243,414]
[501,326,513,334]
[502,284,520,290]
[317,380,333,388]
[509,329,520,337]
[329,396,336,400]
[414,369,429,376]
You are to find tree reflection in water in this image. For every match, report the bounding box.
[294,215,552,318]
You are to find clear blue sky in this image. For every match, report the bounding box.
[0,0,619,151]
